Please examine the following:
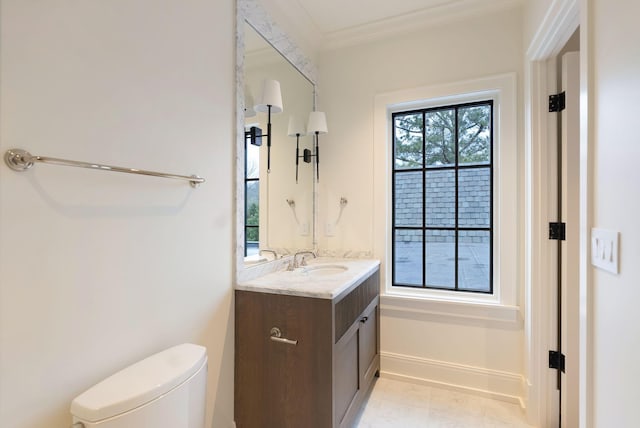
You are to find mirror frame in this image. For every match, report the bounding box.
[236,0,318,282]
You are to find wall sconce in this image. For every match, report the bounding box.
[253,79,283,173]
[287,116,306,183]
[306,111,328,181]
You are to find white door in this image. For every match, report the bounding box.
[560,50,580,428]
[544,49,581,428]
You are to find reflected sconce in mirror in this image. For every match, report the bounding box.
[306,111,328,181]
[252,79,283,173]
[288,116,306,183]
[245,126,263,148]
[244,87,260,147]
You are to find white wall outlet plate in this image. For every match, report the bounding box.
[299,222,309,236]
[591,228,619,274]
[326,222,335,237]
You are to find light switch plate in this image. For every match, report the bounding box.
[591,228,619,274]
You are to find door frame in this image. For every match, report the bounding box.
[523,0,593,426]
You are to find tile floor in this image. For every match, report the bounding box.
[354,377,533,427]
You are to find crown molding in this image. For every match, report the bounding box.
[254,0,524,54]
[320,0,524,51]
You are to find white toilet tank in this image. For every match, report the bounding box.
[70,343,207,428]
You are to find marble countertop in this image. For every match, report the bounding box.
[235,257,380,299]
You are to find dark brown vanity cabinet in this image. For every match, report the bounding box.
[235,268,380,428]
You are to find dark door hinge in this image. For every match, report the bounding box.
[549,350,566,372]
[549,92,566,112]
[549,222,566,240]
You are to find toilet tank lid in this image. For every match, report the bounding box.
[70,343,207,422]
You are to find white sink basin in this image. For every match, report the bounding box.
[303,265,348,276]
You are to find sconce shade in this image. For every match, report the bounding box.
[307,111,328,134]
[287,116,306,137]
[255,79,283,113]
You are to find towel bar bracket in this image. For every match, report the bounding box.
[5,149,34,172]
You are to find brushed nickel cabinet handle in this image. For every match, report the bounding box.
[360,316,369,323]
[270,327,298,345]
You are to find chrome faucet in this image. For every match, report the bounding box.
[292,251,317,269]
[259,249,278,260]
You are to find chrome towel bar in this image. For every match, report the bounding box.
[4,148,205,188]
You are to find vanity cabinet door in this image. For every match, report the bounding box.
[334,298,380,428]
[235,291,332,428]
[359,300,379,385]
[334,322,359,427]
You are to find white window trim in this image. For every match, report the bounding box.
[372,73,519,321]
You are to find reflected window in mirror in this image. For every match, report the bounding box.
[245,133,260,256]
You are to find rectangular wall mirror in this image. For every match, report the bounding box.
[236,0,318,278]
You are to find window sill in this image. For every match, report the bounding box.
[380,292,522,324]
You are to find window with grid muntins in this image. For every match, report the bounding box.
[245,137,260,256]
[392,100,493,293]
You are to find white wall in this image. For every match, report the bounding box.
[318,7,526,400]
[0,1,235,427]
[589,0,640,424]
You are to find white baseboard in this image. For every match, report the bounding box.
[381,351,526,408]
